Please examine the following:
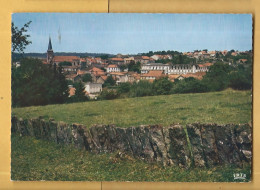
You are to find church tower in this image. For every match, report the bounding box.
[47,37,54,64]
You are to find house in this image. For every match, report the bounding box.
[89,67,106,82]
[160,54,172,60]
[106,64,121,73]
[68,85,76,97]
[141,56,150,64]
[151,54,160,60]
[231,52,238,56]
[85,82,102,94]
[89,67,106,76]
[168,74,182,82]
[222,50,228,56]
[182,72,206,80]
[239,59,248,64]
[141,70,165,80]
[65,74,78,81]
[124,57,135,64]
[149,57,155,63]
[13,61,21,68]
[201,52,210,58]
[96,75,108,84]
[80,58,87,68]
[129,72,141,82]
[109,57,124,65]
[108,72,131,84]
[208,51,216,57]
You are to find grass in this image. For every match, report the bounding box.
[12,89,252,128]
[11,134,251,182]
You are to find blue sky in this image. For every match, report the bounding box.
[12,13,252,54]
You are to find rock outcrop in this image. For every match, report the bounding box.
[11,116,252,168]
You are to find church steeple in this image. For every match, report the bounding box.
[47,36,54,64]
[48,36,53,50]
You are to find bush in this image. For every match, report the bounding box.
[118,82,131,94]
[171,78,208,94]
[82,73,92,82]
[99,89,119,100]
[201,62,232,91]
[153,77,173,95]
[129,80,154,97]
[229,65,252,90]
[103,75,116,87]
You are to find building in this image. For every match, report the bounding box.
[124,57,135,64]
[141,56,150,64]
[140,70,165,80]
[141,63,170,74]
[96,75,108,84]
[106,64,121,73]
[89,67,106,82]
[168,64,197,74]
[47,38,83,68]
[47,37,54,64]
[108,72,133,84]
[85,83,102,94]
[109,57,124,65]
[151,55,160,60]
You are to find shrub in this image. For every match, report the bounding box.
[153,77,173,95]
[129,80,154,97]
[99,89,119,100]
[171,78,208,94]
[118,82,131,94]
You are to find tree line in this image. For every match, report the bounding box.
[99,62,252,100]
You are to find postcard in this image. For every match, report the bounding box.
[11,13,252,182]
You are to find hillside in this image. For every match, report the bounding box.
[12,89,252,127]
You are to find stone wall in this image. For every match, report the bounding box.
[11,116,252,168]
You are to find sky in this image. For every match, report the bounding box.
[12,13,253,54]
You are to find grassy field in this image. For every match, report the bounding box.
[11,134,251,182]
[12,89,252,127]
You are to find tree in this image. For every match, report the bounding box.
[229,65,252,90]
[82,73,92,82]
[103,75,116,87]
[178,55,183,64]
[59,61,72,66]
[118,82,131,93]
[171,78,208,94]
[12,58,69,107]
[153,77,173,95]
[119,64,127,71]
[11,21,32,53]
[202,62,232,91]
[73,82,88,102]
[129,80,154,97]
[128,61,141,73]
[99,89,119,100]
[100,54,109,60]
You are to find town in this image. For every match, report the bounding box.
[11,13,253,182]
[21,37,249,99]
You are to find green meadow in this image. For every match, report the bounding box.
[11,90,252,181]
[12,89,252,127]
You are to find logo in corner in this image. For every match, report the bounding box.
[233,173,246,180]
